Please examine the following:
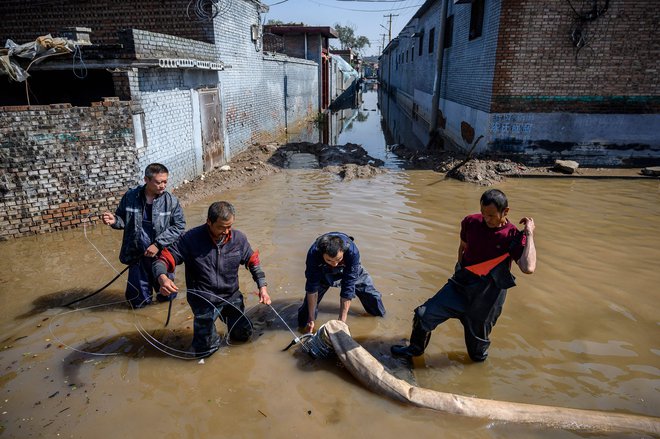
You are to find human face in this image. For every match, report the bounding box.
[323,250,344,267]
[144,172,168,197]
[207,216,234,242]
[481,203,509,228]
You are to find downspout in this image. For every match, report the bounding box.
[304,32,308,60]
[429,0,449,133]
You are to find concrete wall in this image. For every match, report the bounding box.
[0,100,137,240]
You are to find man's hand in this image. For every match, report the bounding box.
[304,320,315,334]
[144,244,159,258]
[158,274,179,296]
[520,217,535,237]
[517,217,537,274]
[258,286,271,305]
[101,212,115,226]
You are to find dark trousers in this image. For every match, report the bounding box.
[125,257,175,308]
[188,292,252,357]
[414,279,506,362]
[297,267,386,327]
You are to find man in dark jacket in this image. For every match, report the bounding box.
[391,189,537,362]
[101,163,185,308]
[298,232,386,334]
[154,201,271,358]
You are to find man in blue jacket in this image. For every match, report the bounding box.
[298,232,386,333]
[154,201,271,358]
[101,163,185,308]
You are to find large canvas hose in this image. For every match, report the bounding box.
[320,320,660,435]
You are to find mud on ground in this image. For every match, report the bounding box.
[172,141,653,205]
[172,142,385,206]
[390,144,649,186]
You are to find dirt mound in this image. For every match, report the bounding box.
[391,144,529,186]
[274,142,384,168]
[173,142,387,206]
[325,164,386,181]
[173,144,282,206]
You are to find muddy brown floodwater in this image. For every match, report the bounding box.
[1,167,659,438]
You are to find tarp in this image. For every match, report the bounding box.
[1,34,75,82]
[321,320,660,436]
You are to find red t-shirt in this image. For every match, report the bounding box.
[459,213,526,267]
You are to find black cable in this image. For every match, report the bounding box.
[63,264,131,307]
[164,296,174,327]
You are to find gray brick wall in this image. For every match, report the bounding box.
[442,1,501,112]
[213,0,318,158]
[0,100,137,240]
[126,29,217,60]
[381,1,501,113]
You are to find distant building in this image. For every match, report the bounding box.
[379,0,660,166]
[330,49,362,74]
[264,25,338,110]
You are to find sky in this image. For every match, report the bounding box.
[262,0,425,57]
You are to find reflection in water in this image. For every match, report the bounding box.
[0,93,659,437]
[287,87,405,169]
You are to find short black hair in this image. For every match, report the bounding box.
[208,201,236,223]
[144,163,169,178]
[480,189,508,212]
[317,234,348,257]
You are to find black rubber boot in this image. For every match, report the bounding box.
[391,316,431,357]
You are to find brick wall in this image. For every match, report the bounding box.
[443,1,501,112]
[0,0,214,45]
[492,0,660,113]
[213,1,318,158]
[122,29,217,60]
[0,100,137,240]
[129,69,202,182]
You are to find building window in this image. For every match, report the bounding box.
[469,0,485,40]
[444,15,454,48]
[428,27,435,53]
[405,50,408,63]
[418,32,424,56]
[411,47,414,62]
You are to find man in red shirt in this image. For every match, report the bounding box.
[391,189,536,362]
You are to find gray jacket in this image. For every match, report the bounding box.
[111,185,186,264]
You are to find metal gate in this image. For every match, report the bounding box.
[199,88,224,172]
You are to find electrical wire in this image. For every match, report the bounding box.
[49,214,309,360]
[309,0,422,12]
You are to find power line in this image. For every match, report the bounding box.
[308,0,422,12]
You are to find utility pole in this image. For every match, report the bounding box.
[383,13,398,43]
[379,33,387,53]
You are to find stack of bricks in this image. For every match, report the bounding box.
[0,99,138,240]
